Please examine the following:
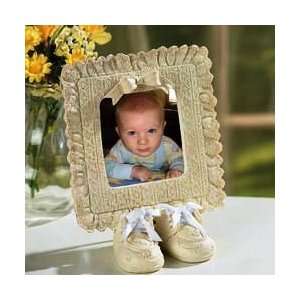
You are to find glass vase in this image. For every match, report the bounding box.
[25,83,72,227]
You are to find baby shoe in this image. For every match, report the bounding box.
[154,202,216,263]
[113,207,164,273]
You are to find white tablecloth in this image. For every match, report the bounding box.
[25,196,274,274]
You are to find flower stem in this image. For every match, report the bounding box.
[49,25,66,46]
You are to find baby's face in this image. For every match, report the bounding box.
[116,108,165,157]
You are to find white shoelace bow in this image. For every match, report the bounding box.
[157,202,208,238]
[123,208,162,242]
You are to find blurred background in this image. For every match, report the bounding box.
[98,25,275,197]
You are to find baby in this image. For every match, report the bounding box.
[105,90,184,182]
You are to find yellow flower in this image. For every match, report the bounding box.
[25,25,112,83]
[65,47,87,64]
[72,26,89,45]
[80,25,112,45]
[25,26,42,53]
[25,52,52,83]
[55,41,70,57]
[85,41,97,57]
[36,25,58,42]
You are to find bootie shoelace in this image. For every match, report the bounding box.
[156,202,208,238]
[123,207,162,242]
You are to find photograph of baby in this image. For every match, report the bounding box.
[101,89,184,187]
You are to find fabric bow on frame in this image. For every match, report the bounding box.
[103,70,177,105]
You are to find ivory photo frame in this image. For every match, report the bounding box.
[61,45,225,231]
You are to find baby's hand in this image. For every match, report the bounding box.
[131,166,152,182]
[166,169,183,178]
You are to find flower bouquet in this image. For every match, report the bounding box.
[25,25,112,225]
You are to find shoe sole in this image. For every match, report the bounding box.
[162,245,215,263]
[116,258,164,274]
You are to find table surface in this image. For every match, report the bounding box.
[25,196,274,275]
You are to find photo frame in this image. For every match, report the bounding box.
[61,45,225,231]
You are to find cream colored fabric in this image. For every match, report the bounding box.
[103,70,177,106]
[113,208,164,273]
[154,203,216,263]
